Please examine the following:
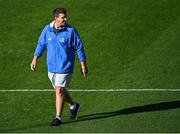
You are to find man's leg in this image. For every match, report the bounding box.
[55,86,64,117]
[63,88,80,120]
[51,86,64,126]
[63,88,74,106]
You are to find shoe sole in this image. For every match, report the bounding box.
[50,122,61,126]
[51,124,61,126]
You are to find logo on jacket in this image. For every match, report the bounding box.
[59,38,65,43]
[48,37,52,41]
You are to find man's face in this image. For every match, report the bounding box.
[55,13,67,27]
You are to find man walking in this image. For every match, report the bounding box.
[30,8,88,126]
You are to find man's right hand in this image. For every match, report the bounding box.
[30,56,38,71]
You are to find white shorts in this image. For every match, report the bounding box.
[48,72,72,88]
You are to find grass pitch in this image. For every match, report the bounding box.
[0,91,180,133]
[0,0,180,132]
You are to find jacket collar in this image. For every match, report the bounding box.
[49,21,67,32]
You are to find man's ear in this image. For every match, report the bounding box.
[54,17,57,20]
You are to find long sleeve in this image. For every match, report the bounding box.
[34,26,47,58]
[71,28,86,62]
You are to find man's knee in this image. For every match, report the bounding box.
[55,86,64,95]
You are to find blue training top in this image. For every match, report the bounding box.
[34,21,86,73]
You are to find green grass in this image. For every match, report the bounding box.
[0,0,180,89]
[0,0,180,133]
[0,92,179,133]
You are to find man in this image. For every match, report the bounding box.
[30,8,88,126]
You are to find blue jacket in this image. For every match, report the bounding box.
[34,21,86,73]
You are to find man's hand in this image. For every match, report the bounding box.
[80,61,88,78]
[31,56,38,71]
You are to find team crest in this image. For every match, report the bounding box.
[59,38,65,43]
[48,37,52,41]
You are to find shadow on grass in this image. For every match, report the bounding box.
[63,100,180,124]
[1,100,180,132]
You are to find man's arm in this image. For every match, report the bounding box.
[30,26,47,72]
[71,28,88,77]
[80,61,88,78]
[30,56,38,71]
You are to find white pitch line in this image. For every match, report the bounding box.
[59,88,178,91]
[0,89,180,92]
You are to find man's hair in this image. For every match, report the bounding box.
[53,8,67,17]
